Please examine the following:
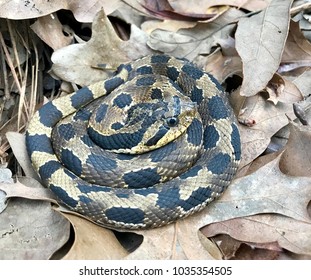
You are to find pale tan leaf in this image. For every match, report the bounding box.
[126,222,218,260]
[237,91,295,167]
[51,10,152,86]
[280,121,311,177]
[168,0,270,13]
[60,213,129,260]
[265,73,302,104]
[0,0,122,22]
[147,8,244,60]
[281,21,311,64]
[203,215,311,255]
[236,0,293,96]
[291,68,311,98]
[30,14,73,50]
[6,132,40,181]
[0,178,69,260]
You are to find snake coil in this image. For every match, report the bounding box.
[26,55,241,229]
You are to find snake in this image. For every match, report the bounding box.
[26,54,241,230]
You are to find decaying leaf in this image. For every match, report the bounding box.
[168,0,270,14]
[51,10,152,86]
[202,214,311,256]
[147,8,244,60]
[0,0,122,22]
[0,178,69,260]
[59,213,129,260]
[236,0,293,96]
[30,14,73,50]
[280,121,311,177]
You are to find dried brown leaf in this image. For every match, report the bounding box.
[280,121,311,177]
[51,10,152,86]
[291,68,311,98]
[237,91,295,166]
[30,14,73,50]
[236,0,293,96]
[0,178,69,260]
[281,21,311,65]
[203,48,242,83]
[6,132,40,181]
[60,214,129,260]
[265,73,302,104]
[147,8,244,60]
[202,214,311,256]
[0,0,122,22]
[168,0,270,14]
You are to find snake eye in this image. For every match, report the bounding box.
[166,117,179,127]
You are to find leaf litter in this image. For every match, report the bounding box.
[0,0,311,260]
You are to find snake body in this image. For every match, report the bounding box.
[26,55,241,229]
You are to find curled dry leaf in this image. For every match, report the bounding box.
[291,68,311,98]
[0,0,122,22]
[236,0,293,96]
[0,178,69,260]
[30,14,73,50]
[281,20,311,67]
[59,213,128,260]
[280,121,311,177]
[265,73,302,105]
[237,91,296,167]
[202,214,311,256]
[168,0,270,14]
[6,132,40,181]
[203,48,242,83]
[147,8,244,60]
[51,10,152,86]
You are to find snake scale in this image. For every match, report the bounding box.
[26,54,241,229]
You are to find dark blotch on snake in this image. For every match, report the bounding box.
[123,168,161,189]
[38,160,62,180]
[208,95,229,120]
[26,133,54,155]
[191,86,203,104]
[151,54,170,64]
[182,64,204,80]
[86,154,118,172]
[231,124,241,161]
[104,76,124,92]
[57,123,75,141]
[180,187,213,211]
[179,165,202,179]
[151,88,163,100]
[76,183,110,194]
[203,125,219,150]
[60,149,83,176]
[167,66,179,81]
[70,87,93,109]
[38,102,63,127]
[94,103,108,122]
[145,126,168,146]
[206,153,231,175]
[136,65,153,75]
[136,76,156,87]
[50,185,78,208]
[105,207,145,224]
[111,122,124,130]
[113,93,133,109]
[186,118,202,146]
[156,187,181,208]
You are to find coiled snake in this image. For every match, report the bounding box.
[26,55,241,229]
